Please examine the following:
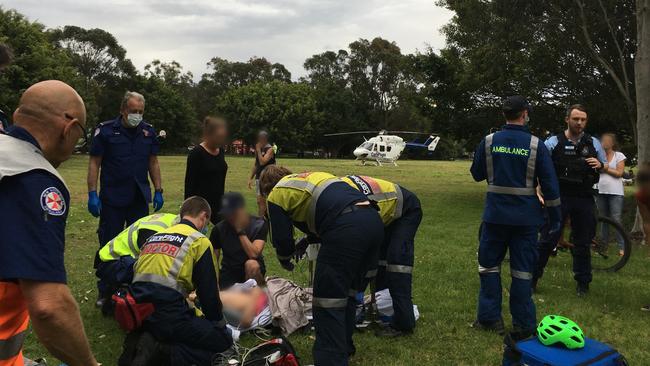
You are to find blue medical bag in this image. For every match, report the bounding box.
[503,335,628,366]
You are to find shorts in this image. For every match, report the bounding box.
[219,257,267,290]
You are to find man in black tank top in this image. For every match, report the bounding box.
[248,130,276,217]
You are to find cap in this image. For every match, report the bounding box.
[502,95,532,114]
[218,192,246,216]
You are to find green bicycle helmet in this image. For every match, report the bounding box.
[537,315,585,349]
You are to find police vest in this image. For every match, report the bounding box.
[551,133,600,193]
[98,213,179,262]
[484,132,539,196]
[133,223,217,297]
[0,134,68,190]
[266,172,341,233]
[341,175,403,225]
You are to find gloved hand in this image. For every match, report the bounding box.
[279,259,295,272]
[153,191,164,212]
[294,236,310,261]
[87,191,101,217]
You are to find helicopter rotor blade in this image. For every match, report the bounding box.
[323,131,382,137]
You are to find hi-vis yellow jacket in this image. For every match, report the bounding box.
[132,223,217,297]
[266,172,342,234]
[340,175,404,225]
[98,213,179,262]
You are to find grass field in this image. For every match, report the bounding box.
[22,155,650,365]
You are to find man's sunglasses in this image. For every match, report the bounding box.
[64,113,88,148]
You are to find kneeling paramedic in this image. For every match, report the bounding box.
[341,175,422,337]
[470,96,561,335]
[259,166,384,366]
[95,212,179,309]
[131,196,232,365]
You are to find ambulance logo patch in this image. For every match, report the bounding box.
[41,187,66,216]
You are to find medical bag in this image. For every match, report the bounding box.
[112,286,154,332]
[503,334,628,366]
[241,338,300,366]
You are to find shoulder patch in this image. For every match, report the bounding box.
[40,187,66,216]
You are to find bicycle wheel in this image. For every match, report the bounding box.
[591,216,632,272]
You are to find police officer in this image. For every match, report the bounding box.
[259,166,383,366]
[0,80,98,365]
[131,196,232,365]
[95,212,179,310]
[340,175,422,337]
[470,96,561,335]
[248,130,276,217]
[87,91,164,248]
[533,104,608,296]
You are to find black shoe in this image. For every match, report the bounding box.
[577,283,589,297]
[471,319,505,335]
[375,325,413,338]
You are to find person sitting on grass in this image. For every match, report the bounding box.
[211,192,268,289]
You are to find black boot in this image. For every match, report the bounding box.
[576,283,589,297]
[471,318,505,335]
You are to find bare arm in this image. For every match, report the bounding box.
[239,235,265,259]
[19,281,98,366]
[258,148,275,165]
[87,155,102,191]
[149,155,162,191]
[605,159,626,178]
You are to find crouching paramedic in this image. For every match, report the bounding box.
[470,96,561,335]
[340,175,422,337]
[131,196,232,365]
[95,213,179,308]
[259,166,383,366]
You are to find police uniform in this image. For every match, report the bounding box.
[267,172,384,366]
[0,127,71,365]
[90,116,160,246]
[341,175,422,333]
[533,132,607,289]
[131,220,232,365]
[95,213,179,299]
[471,123,561,332]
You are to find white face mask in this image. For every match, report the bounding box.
[126,113,143,128]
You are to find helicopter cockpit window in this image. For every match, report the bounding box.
[361,142,373,150]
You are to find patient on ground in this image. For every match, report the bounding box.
[189,281,268,329]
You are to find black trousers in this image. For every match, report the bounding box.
[313,207,384,366]
[534,195,596,285]
[375,188,422,331]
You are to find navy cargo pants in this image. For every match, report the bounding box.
[375,188,422,332]
[534,195,595,285]
[478,222,539,331]
[313,206,383,366]
[97,194,148,247]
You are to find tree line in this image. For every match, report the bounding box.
[0,2,647,159]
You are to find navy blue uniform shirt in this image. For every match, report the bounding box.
[90,116,159,207]
[0,127,69,283]
[471,124,560,226]
[268,181,367,258]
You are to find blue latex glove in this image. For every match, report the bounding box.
[87,191,101,217]
[153,191,164,212]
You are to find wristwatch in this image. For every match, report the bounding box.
[155,188,164,193]
[237,229,247,237]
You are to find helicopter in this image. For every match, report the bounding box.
[324,130,441,166]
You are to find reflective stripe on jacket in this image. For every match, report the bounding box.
[341,175,403,225]
[0,282,29,366]
[132,223,217,297]
[98,213,179,262]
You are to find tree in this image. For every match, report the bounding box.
[215,80,322,152]
[637,0,650,164]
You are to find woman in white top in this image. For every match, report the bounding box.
[597,133,627,255]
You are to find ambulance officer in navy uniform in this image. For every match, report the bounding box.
[87,91,164,248]
[532,104,608,296]
[470,96,562,335]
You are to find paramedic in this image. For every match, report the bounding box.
[0,80,98,365]
[259,166,383,366]
[532,104,607,296]
[470,96,561,335]
[95,212,179,310]
[340,175,422,337]
[87,91,164,247]
[131,196,232,365]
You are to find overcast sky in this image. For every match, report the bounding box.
[3,0,453,79]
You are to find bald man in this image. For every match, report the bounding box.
[0,80,98,366]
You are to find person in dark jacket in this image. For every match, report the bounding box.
[184,116,229,225]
